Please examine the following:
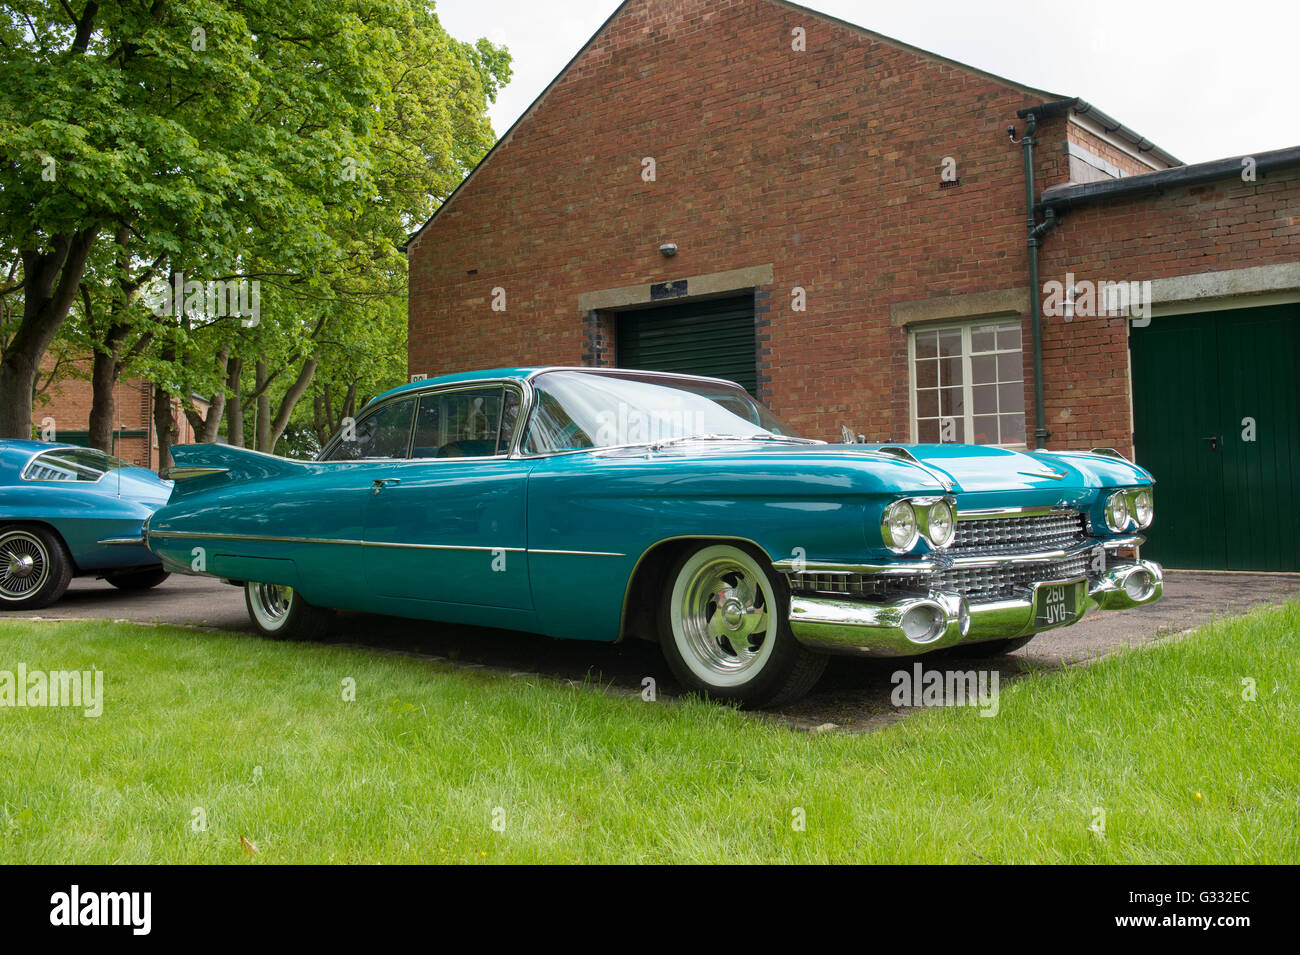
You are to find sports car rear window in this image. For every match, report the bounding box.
[22,448,127,482]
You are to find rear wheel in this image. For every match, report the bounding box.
[244,582,333,640]
[0,525,72,611]
[658,543,826,708]
[106,567,170,591]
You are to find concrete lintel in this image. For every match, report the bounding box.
[890,287,1029,327]
[578,264,775,314]
[1148,263,1300,310]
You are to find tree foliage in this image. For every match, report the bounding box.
[0,0,509,456]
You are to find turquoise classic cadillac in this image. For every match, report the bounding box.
[145,367,1162,707]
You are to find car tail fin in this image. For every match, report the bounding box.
[161,445,309,499]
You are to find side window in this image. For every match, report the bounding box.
[410,387,513,459]
[22,448,124,482]
[325,398,415,461]
[524,391,594,454]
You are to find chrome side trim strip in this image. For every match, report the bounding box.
[530,548,627,557]
[99,536,146,546]
[160,466,230,481]
[147,529,622,557]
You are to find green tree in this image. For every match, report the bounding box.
[0,0,508,451]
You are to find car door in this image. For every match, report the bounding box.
[361,383,532,609]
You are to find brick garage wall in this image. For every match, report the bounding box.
[1035,166,1300,456]
[408,0,1067,442]
[1066,122,1164,178]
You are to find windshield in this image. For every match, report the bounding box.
[523,370,804,454]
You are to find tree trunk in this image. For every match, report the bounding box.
[254,361,272,452]
[267,358,317,451]
[0,228,100,438]
[87,345,121,453]
[226,357,244,447]
[152,383,178,471]
[182,347,229,444]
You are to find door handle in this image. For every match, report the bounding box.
[1201,435,1221,452]
[371,478,401,494]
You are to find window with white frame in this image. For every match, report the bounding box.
[911,320,1026,446]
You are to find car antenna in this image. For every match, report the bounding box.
[115,377,122,499]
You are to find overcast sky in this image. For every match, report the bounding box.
[436,0,1300,165]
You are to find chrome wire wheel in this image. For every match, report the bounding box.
[247,582,294,632]
[0,530,49,602]
[669,546,777,687]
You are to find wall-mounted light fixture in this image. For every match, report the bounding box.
[659,242,678,257]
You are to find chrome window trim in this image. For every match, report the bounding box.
[19,446,122,485]
[317,379,528,463]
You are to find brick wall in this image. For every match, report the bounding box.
[408,0,1060,442]
[408,0,1300,454]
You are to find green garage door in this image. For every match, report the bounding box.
[1130,303,1300,570]
[615,294,758,394]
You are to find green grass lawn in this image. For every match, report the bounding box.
[1,602,1297,864]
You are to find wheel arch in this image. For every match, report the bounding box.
[0,519,80,574]
[618,535,779,643]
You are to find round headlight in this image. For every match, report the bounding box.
[881,500,919,553]
[1104,490,1130,532]
[925,499,956,549]
[1130,488,1154,529]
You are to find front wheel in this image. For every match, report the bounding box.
[244,582,333,640]
[658,543,827,708]
[0,525,72,610]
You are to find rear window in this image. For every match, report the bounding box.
[22,448,128,482]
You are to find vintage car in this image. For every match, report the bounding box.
[145,367,1162,707]
[0,440,173,609]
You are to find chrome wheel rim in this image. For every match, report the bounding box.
[248,582,293,629]
[672,549,775,683]
[0,531,49,601]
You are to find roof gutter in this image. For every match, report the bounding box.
[1041,145,1300,211]
[1017,97,1182,169]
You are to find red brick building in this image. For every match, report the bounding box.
[406,0,1300,570]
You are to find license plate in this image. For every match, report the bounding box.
[1034,581,1079,628]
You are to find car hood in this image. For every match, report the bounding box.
[631,439,1153,500]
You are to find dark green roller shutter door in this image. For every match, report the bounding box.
[615,295,758,394]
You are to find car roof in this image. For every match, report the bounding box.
[369,366,740,406]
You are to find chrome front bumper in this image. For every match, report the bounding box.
[788,560,1163,656]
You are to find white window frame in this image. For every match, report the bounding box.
[907,318,1027,448]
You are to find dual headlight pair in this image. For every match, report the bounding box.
[1104,488,1154,532]
[881,496,957,553]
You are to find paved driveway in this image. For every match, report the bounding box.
[8,570,1298,731]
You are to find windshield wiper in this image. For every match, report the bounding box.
[646,433,819,451]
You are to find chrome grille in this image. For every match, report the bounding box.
[786,573,898,599]
[952,511,1086,554]
[928,552,1092,600]
[787,552,1092,602]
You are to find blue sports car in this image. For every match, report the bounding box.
[0,440,172,609]
[143,367,1163,708]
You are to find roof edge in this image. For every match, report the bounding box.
[1018,97,1182,168]
[1040,144,1300,210]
